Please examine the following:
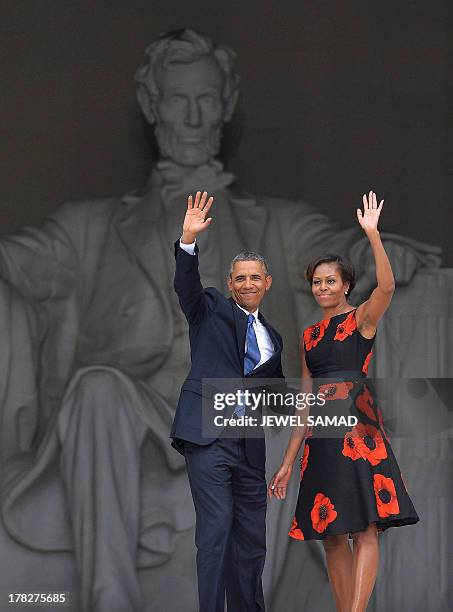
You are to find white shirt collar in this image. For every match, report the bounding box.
[235,302,259,322]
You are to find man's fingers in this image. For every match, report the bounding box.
[194,191,201,207]
[188,195,193,209]
[369,190,373,208]
[362,194,368,209]
[204,196,214,215]
[199,191,208,209]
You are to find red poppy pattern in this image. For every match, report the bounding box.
[291,309,418,540]
[319,381,354,401]
[377,407,389,440]
[362,350,373,374]
[288,516,305,540]
[333,310,356,341]
[311,493,338,533]
[355,385,376,421]
[304,318,330,351]
[373,474,400,518]
[342,430,363,461]
[354,423,387,466]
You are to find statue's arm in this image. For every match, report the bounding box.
[0,202,80,302]
[283,201,361,293]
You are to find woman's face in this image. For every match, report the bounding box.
[311,262,350,309]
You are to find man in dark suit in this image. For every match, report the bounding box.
[171,191,284,612]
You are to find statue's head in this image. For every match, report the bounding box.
[135,29,240,167]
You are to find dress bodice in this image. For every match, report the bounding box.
[303,309,374,378]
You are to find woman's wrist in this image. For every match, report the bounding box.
[365,229,380,240]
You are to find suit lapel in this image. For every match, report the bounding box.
[229,298,248,371]
[258,311,282,352]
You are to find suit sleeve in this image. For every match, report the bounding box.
[174,240,216,325]
[268,332,291,413]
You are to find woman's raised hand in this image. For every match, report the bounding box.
[356,190,384,235]
[181,191,214,243]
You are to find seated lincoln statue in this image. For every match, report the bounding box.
[0,28,451,612]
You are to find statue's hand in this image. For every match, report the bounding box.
[352,236,441,295]
[360,239,419,287]
[181,191,214,244]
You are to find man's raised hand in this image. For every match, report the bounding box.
[181,191,214,244]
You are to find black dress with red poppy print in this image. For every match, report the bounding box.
[289,309,419,541]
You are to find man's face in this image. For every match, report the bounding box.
[153,56,226,167]
[227,261,272,313]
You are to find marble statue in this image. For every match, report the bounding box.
[0,28,451,612]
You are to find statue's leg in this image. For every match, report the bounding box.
[57,367,149,612]
[0,278,43,465]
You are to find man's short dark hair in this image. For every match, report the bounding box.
[305,254,356,295]
[229,251,270,276]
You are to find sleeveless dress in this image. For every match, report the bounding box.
[289,309,419,541]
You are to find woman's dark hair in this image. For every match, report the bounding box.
[305,254,356,296]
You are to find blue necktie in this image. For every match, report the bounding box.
[244,314,261,374]
[234,314,261,417]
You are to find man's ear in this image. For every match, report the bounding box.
[265,275,273,291]
[224,89,239,123]
[226,275,233,292]
[137,84,156,125]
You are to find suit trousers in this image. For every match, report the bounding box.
[184,435,267,612]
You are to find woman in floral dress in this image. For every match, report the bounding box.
[268,191,419,612]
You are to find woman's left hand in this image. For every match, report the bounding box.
[356,190,384,234]
[268,464,292,500]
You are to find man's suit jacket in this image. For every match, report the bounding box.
[171,241,284,469]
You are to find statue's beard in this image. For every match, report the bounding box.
[154,124,223,167]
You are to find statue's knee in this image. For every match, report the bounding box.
[0,277,18,297]
[0,277,44,341]
[77,368,121,393]
[67,368,130,421]
[58,368,144,446]
[0,277,32,311]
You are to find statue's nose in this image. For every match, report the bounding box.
[186,100,202,127]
